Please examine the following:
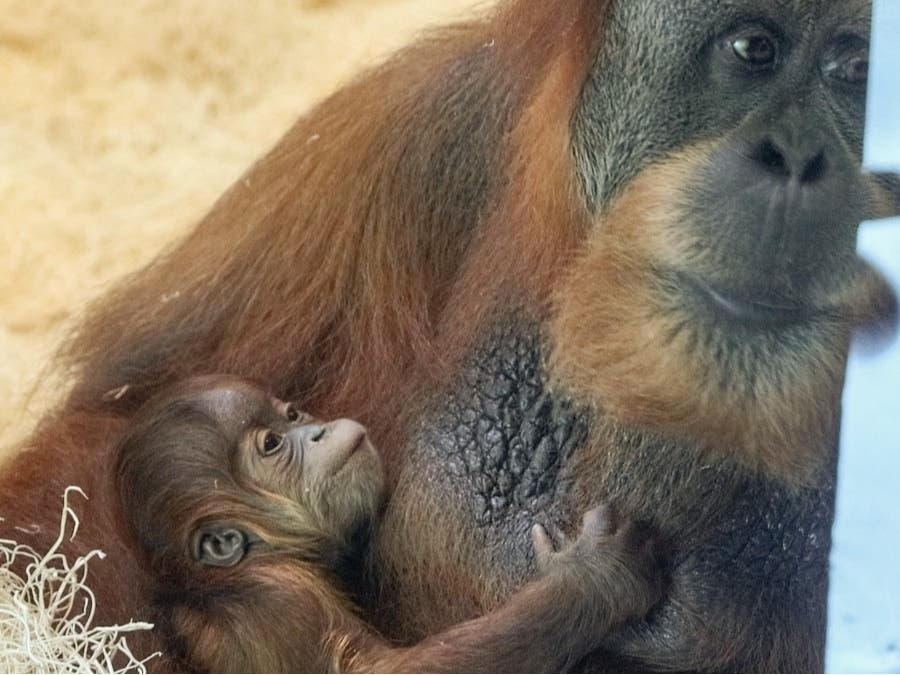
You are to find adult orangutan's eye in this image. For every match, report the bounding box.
[823,40,869,87]
[732,31,778,69]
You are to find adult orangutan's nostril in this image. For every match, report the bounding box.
[751,138,790,177]
[800,151,828,184]
[311,425,327,443]
[749,136,829,184]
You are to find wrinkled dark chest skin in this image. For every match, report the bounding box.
[412,322,590,564]
[383,319,836,672]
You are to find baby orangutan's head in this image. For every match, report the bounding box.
[115,375,384,577]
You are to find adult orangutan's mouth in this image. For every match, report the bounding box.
[689,277,809,325]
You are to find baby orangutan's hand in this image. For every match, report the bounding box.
[532,505,663,624]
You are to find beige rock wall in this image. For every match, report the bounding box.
[0,0,488,456]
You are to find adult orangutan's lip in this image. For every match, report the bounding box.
[689,277,809,325]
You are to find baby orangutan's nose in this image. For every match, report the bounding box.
[295,419,368,479]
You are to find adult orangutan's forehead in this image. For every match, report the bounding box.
[631,0,871,14]
[610,0,872,32]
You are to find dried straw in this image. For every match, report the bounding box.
[0,487,158,674]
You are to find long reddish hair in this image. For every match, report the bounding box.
[0,2,614,666]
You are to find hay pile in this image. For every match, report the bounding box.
[0,488,157,673]
[0,0,486,459]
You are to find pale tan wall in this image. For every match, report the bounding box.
[0,0,490,456]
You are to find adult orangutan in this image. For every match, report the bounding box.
[1,0,897,671]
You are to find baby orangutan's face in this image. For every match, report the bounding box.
[199,379,384,539]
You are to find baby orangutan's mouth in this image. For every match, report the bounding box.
[348,434,367,456]
[334,433,369,474]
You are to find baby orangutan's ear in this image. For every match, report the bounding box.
[192,524,249,567]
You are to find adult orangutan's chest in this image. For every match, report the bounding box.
[401,320,589,575]
[382,318,838,670]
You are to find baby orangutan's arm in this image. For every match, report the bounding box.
[172,505,660,673]
[346,505,661,673]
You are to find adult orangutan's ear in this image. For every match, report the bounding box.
[191,524,249,567]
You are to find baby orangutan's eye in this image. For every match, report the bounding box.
[257,430,285,457]
[285,404,302,422]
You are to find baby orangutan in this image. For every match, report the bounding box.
[115,375,660,672]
